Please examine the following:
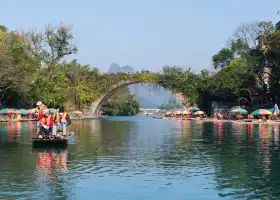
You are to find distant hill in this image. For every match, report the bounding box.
[108,63,176,108]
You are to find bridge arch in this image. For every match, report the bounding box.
[91,80,189,114]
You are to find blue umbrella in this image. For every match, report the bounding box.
[189,106,200,112]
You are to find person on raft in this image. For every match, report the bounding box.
[36,101,48,123]
[52,108,71,137]
[38,109,54,138]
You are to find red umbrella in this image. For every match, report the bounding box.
[28,109,36,114]
[0,108,16,115]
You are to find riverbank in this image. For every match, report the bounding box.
[0,115,106,123]
[154,116,280,125]
[71,115,106,120]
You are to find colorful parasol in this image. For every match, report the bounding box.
[173,110,182,115]
[189,106,200,112]
[165,111,172,116]
[231,108,248,115]
[183,110,191,115]
[269,104,279,114]
[269,108,275,113]
[71,111,83,115]
[28,109,36,114]
[49,108,57,114]
[230,106,241,111]
[0,108,16,114]
[193,111,204,115]
[251,109,272,116]
[19,109,29,115]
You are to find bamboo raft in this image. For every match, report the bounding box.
[32,132,75,147]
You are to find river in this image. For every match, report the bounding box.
[0,116,280,199]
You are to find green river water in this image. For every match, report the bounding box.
[0,116,280,199]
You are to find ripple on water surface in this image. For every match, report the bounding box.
[1,119,280,199]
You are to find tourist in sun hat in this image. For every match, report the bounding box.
[36,101,48,123]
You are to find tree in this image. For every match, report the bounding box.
[158,97,182,110]
[0,29,37,106]
[212,48,234,69]
[58,59,100,109]
[233,21,275,48]
[22,24,78,74]
[101,87,141,116]
[0,25,7,32]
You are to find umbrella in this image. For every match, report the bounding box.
[231,108,248,115]
[165,111,172,116]
[251,109,272,116]
[189,106,200,112]
[19,109,29,115]
[230,106,241,111]
[269,104,280,114]
[173,110,181,115]
[49,108,57,114]
[193,111,204,115]
[28,109,36,114]
[183,110,191,115]
[71,111,82,115]
[0,108,16,114]
[33,107,39,114]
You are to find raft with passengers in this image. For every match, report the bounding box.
[32,101,74,146]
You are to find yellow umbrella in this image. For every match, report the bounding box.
[174,110,182,116]
[183,110,191,115]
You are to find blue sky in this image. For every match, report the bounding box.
[1,0,279,72]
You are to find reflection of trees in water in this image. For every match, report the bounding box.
[0,145,72,199]
[69,120,134,161]
[212,123,280,199]
[0,143,37,199]
[99,120,134,154]
[0,122,36,144]
[147,121,280,198]
[152,122,215,173]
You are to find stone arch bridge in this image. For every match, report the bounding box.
[91,75,189,114]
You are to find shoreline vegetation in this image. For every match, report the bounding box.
[0,18,280,116]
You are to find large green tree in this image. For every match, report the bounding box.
[101,87,141,116]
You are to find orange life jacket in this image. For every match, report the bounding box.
[41,115,52,126]
[54,112,60,123]
[61,113,68,123]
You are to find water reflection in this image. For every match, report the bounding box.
[36,149,68,173]
[0,121,36,144]
[1,119,280,199]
